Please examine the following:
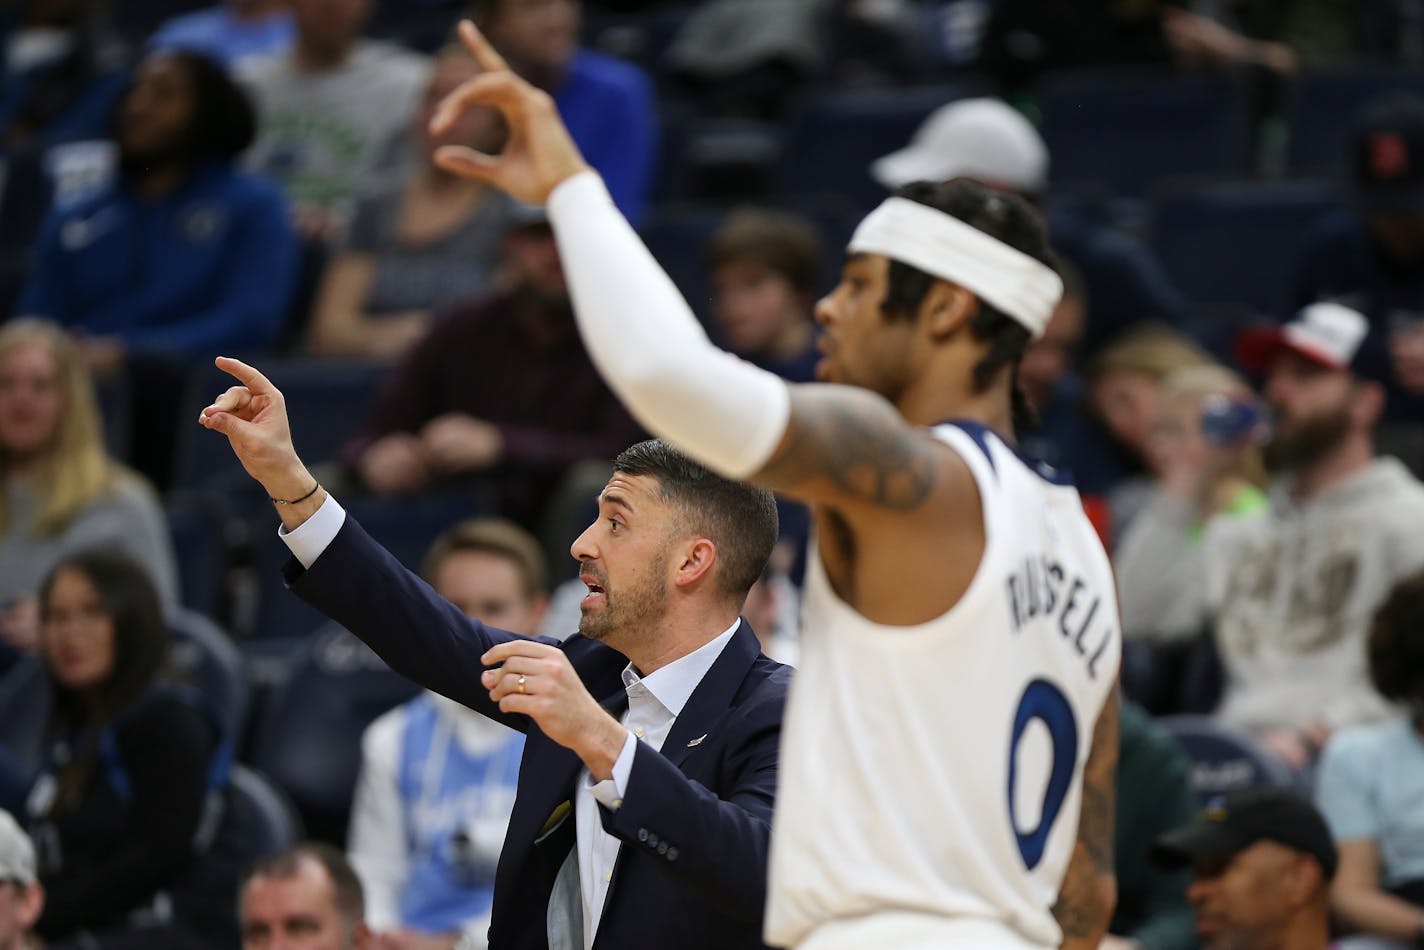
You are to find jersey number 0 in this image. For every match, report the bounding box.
[1006,679,1079,870]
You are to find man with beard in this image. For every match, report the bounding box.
[339,213,639,533]
[16,49,296,367]
[199,361,789,950]
[1205,301,1424,769]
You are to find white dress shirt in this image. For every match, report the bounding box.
[280,494,740,949]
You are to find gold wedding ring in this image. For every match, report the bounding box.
[517,674,527,694]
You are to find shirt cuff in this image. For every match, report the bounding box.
[278,493,347,569]
[588,730,636,810]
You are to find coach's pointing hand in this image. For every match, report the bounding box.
[428,20,590,204]
[198,357,325,525]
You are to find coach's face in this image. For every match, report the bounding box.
[570,473,676,648]
[813,252,917,401]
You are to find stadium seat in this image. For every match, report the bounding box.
[248,624,421,843]
[112,0,211,45]
[170,359,387,492]
[1039,71,1254,197]
[775,84,988,211]
[1285,67,1424,175]
[224,764,303,857]
[250,488,493,640]
[166,498,233,620]
[169,609,251,745]
[1150,178,1342,315]
[0,660,45,776]
[1158,715,1295,805]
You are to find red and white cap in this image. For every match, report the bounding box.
[1236,302,1385,380]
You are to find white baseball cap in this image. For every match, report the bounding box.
[1236,301,1390,383]
[870,98,1049,194]
[0,810,35,886]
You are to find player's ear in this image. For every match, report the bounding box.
[922,282,976,340]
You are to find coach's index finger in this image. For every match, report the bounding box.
[458,19,510,74]
[215,355,276,396]
[481,639,555,667]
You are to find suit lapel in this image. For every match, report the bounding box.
[659,620,761,770]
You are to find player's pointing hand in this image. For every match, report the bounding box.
[429,20,591,205]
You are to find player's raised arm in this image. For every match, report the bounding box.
[431,21,939,517]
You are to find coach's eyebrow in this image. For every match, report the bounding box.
[599,491,635,514]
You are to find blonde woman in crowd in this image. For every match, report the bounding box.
[1114,364,1270,644]
[1087,325,1217,540]
[0,321,177,659]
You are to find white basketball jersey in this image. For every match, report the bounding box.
[765,423,1121,949]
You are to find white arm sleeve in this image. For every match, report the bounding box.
[546,171,792,479]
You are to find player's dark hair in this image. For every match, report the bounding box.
[879,179,1059,433]
[115,50,256,168]
[612,439,779,603]
[1367,568,1424,703]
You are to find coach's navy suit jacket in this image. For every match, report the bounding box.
[284,515,791,950]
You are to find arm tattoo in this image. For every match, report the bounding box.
[758,386,937,510]
[1052,690,1120,944]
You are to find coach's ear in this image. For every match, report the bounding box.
[922,282,977,341]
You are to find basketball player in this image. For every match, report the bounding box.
[429,22,1121,950]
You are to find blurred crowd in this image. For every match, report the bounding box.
[1,0,1424,948]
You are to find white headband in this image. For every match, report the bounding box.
[847,197,1063,338]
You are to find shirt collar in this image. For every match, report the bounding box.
[621,620,740,718]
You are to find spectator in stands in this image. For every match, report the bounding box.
[0,321,177,668]
[870,97,1189,356]
[16,49,297,362]
[1107,700,1198,950]
[150,0,296,71]
[705,208,821,383]
[1017,261,1131,497]
[1317,569,1424,948]
[469,0,656,222]
[1116,364,1269,646]
[0,810,43,950]
[240,843,371,950]
[1207,302,1424,769]
[1086,325,1217,541]
[977,0,1295,90]
[28,550,229,948]
[340,213,639,531]
[1291,95,1424,419]
[241,0,429,241]
[308,44,514,360]
[1152,788,1337,950]
[0,0,128,157]
[349,519,544,950]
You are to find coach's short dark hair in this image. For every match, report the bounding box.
[1368,569,1424,702]
[612,440,778,601]
[241,843,365,927]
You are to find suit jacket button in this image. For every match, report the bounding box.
[637,829,648,843]
[657,842,668,855]
[647,833,659,847]
[666,847,678,861]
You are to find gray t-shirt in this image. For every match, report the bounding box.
[345,183,514,315]
[240,42,430,227]
[0,473,180,611]
[1205,458,1424,731]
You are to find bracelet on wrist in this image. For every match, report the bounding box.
[269,481,320,506]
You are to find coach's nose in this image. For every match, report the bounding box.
[570,520,598,562]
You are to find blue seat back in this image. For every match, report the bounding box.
[1158,714,1295,805]
[1285,67,1424,174]
[1040,71,1253,197]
